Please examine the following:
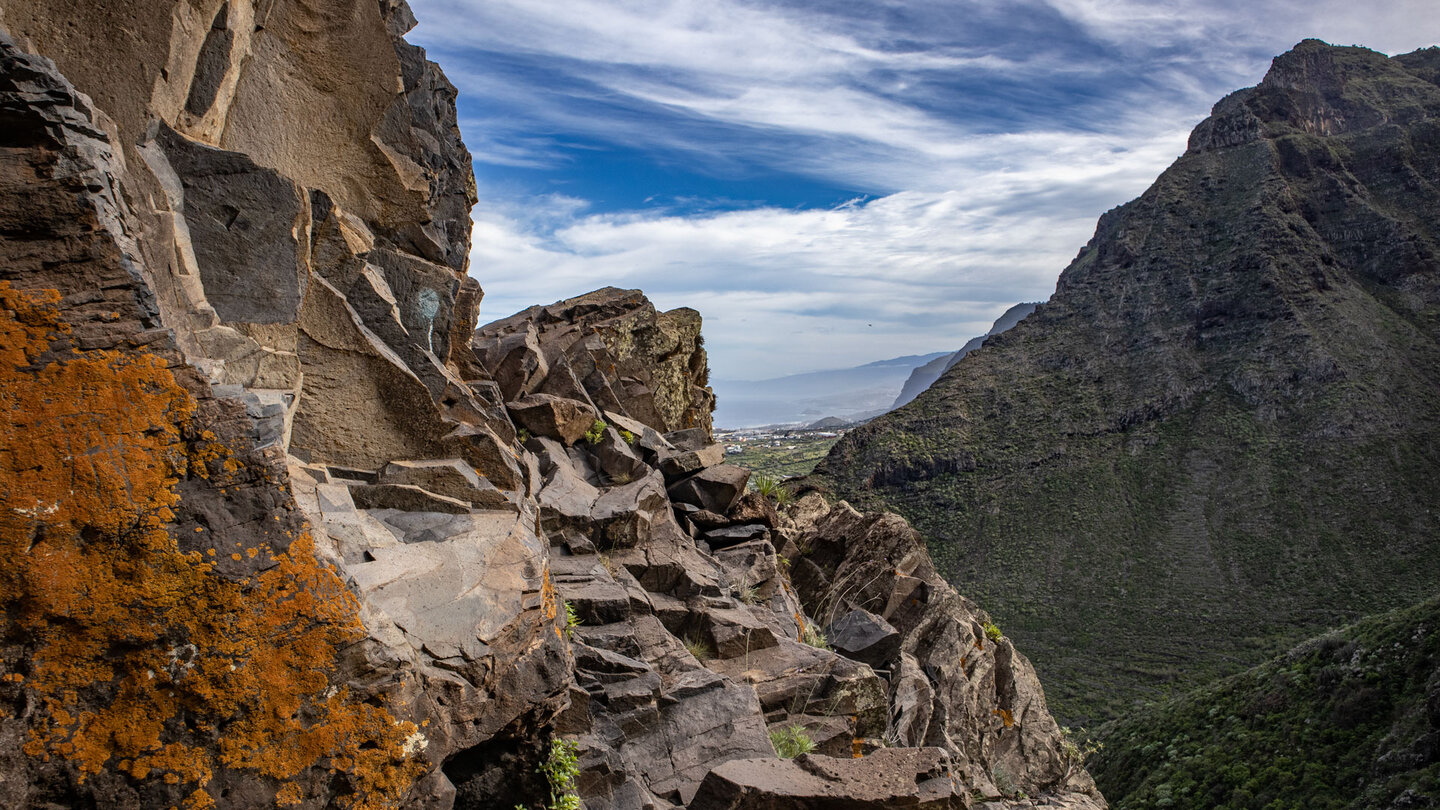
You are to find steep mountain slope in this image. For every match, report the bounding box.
[818,41,1440,724]
[892,303,1039,409]
[1090,595,1440,809]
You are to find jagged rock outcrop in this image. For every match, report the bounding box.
[0,3,568,807]
[474,287,715,439]
[0,2,1105,809]
[819,41,1440,724]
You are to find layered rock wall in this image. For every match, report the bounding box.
[1,2,570,807]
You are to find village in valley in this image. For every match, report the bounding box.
[715,422,850,480]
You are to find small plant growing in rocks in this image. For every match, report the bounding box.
[534,737,581,810]
[1059,726,1102,777]
[618,428,636,445]
[770,725,816,759]
[984,621,1003,643]
[684,634,715,661]
[564,601,581,639]
[802,625,829,650]
[584,419,607,444]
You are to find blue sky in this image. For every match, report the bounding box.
[408,0,1440,380]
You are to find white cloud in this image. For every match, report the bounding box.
[468,161,1180,379]
[422,0,1440,381]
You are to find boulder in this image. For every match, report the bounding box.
[688,749,966,810]
[604,410,676,460]
[444,422,526,492]
[703,524,770,550]
[590,472,672,549]
[669,464,750,514]
[826,608,901,670]
[589,426,649,483]
[507,393,600,445]
[472,323,548,401]
[537,461,602,529]
[729,491,780,528]
[664,428,711,451]
[658,443,725,480]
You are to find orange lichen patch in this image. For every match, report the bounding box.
[276,782,304,806]
[540,567,558,622]
[188,430,241,480]
[993,708,1015,728]
[1,285,422,809]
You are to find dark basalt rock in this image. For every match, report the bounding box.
[507,393,600,445]
[689,749,966,810]
[669,464,751,514]
[826,608,901,670]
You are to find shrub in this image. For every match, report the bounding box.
[770,725,816,759]
[984,621,1003,643]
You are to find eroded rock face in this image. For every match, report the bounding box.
[0,4,567,808]
[776,494,1107,808]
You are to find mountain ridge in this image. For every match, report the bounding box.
[817,39,1440,724]
[892,303,1039,409]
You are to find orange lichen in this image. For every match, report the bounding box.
[993,708,1015,728]
[540,567,558,622]
[1,284,423,808]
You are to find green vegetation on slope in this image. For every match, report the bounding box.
[817,42,1440,725]
[1090,595,1440,810]
[726,433,840,479]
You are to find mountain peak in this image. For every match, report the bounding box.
[1188,39,1440,154]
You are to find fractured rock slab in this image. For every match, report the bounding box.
[669,464,750,515]
[507,393,600,445]
[379,458,512,509]
[688,748,965,810]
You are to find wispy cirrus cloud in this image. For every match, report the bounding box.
[409,0,1440,380]
[471,186,1127,379]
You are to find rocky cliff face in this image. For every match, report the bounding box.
[0,1,1102,808]
[819,41,1440,724]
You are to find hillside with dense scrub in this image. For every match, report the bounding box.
[819,41,1440,724]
